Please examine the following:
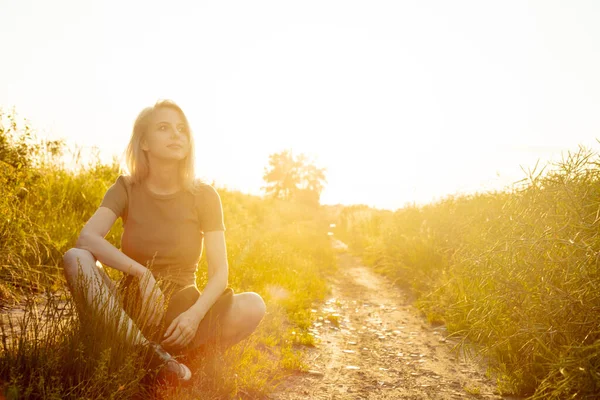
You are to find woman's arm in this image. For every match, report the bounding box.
[76,206,164,326]
[189,230,229,316]
[76,207,147,278]
[162,230,228,348]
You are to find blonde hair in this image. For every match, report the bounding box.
[125,99,196,190]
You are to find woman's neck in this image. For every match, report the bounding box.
[145,161,181,195]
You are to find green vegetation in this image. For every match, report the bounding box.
[0,109,336,398]
[337,147,600,398]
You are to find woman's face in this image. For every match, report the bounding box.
[141,107,191,161]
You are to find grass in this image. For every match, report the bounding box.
[0,109,337,398]
[463,384,481,395]
[336,146,600,399]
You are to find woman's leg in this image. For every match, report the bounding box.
[218,292,266,347]
[62,247,146,345]
[62,248,192,381]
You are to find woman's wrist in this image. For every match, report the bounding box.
[189,299,208,318]
[128,263,149,278]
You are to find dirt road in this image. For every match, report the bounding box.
[272,240,516,400]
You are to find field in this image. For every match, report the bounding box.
[336,147,600,398]
[2,109,600,399]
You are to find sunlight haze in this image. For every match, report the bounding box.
[1,0,599,210]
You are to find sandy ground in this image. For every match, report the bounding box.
[271,240,520,400]
[0,292,71,345]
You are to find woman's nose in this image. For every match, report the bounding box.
[171,125,183,138]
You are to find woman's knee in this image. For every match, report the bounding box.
[62,248,95,277]
[245,292,266,323]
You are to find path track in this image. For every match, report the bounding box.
[272,240,516,400]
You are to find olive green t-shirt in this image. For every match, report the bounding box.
[100,176,225,287]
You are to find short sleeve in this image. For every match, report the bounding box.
[197,184,226,232]
[99,175,128,218]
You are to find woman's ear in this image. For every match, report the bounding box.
[141,139,149,151]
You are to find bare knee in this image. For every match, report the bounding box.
[245,292,266,325]
[220,293,266,345]
[62,248,95,278]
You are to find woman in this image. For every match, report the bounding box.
[62,99,266,382]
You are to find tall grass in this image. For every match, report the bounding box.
[337,146,600,398]
[0,109,336,398]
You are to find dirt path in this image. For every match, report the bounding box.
[272,240,517,400]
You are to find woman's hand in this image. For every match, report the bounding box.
[161,309,203,349]
[138,270,166,328]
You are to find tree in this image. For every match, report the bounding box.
[262,150,327,205]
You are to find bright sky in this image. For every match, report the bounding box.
[1,1,599,210]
